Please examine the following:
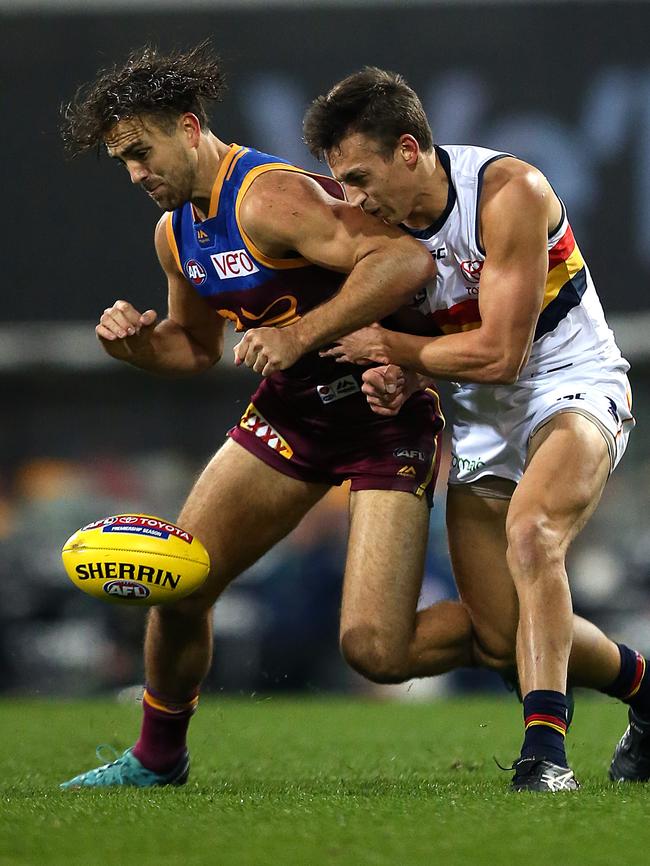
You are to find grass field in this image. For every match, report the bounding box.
[1,694,648,866]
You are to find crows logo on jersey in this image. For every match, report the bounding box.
[460,260,483,283]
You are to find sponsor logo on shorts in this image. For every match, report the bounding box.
[240,403,294,459]
[82,516,193,543]
[394,448,426,462]
[460,260,483,283]
[397,465,417,477]
[103,580,151,600]
[451,454,485,472]
[211,249,260,279]
[317,375,360,404]
[607,397,620,424]
[185,259,207,286]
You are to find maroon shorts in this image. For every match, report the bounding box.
[228,367,445,506]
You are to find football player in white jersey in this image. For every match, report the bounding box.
[238,67,648,792]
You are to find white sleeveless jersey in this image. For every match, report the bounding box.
[406,145,627,377]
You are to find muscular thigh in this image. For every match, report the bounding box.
[509,411,611,545]
[339,489,430,651]
[446,484,518,659]
[177,438,329,606]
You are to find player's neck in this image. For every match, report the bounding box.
[190,133,232,221]
[401,150,449,231]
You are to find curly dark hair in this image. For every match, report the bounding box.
[61,41,227,156]
[303,67,433,161]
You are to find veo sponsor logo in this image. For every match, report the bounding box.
[317,375,360,404]
[211,249,260,279]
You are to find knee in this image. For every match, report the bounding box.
[340,626,410,684]
[505,513,564,576]
[471,630,516,673]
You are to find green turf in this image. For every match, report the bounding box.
[0,694,647,865]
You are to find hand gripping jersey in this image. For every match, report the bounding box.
[166,144,445,500]
[408,145,627,377]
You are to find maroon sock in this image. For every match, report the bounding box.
[132,686,198,773]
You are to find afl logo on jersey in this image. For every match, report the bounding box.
[185,260,207,286]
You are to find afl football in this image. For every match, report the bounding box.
[61,514,210,605]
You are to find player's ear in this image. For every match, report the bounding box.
[397,134,419,167]
[180,113,202,148]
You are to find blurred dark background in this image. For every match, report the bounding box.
[1,0,649,699]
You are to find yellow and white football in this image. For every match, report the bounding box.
[61,514,210,606]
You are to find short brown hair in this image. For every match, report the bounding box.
[61,41,226,157]
[303,67,433,161]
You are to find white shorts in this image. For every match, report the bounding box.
[448,357,634,486]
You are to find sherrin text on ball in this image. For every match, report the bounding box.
[61,514,210,605]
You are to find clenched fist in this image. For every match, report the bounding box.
[362,365,423,416]
[233,327,305,376]
[96,300,158,360]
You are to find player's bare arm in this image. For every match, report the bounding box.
[233,170,435,375]
[328,162,556,385]
[97,215,225,376]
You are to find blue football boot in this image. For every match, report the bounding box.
[60,747,189,789]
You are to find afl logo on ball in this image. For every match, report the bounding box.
[185,259,207,286]
[103,580,151,600]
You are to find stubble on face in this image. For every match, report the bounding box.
[104,116,195,211]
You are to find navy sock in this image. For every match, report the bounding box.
[602,643,650,720]
[521,690,569,768]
